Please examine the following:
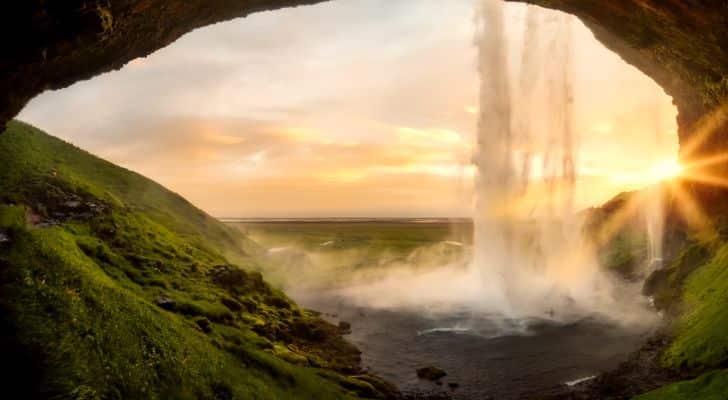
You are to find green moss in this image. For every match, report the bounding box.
[0,121,371,399]
[634,369,728,400]
[643,240,712,311]
[663,242,728,368]
[600,228,648,278]
[0,204,25,229]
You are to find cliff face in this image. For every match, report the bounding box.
[1,0,726,161]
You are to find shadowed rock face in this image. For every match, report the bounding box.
[0,0,726,161]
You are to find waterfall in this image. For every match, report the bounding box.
[472,1,608,319]
[645,99,665,271]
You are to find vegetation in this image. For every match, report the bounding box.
[238,220,470,256]
[233,220,470,289]
[624,229,728,400]
[634,369,728,400]
[6,119,728,399]
[0,121,394,399]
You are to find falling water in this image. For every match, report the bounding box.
[472,1,610,319]
[645,99,665,271]
[472,0,516,312]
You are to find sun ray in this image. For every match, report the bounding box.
[682,152,728,172]
[592,191,647,247]
[681,171,728,190]
[668,180,717,241]
[678,103,728,161]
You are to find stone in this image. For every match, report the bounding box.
[195,317,212,333]
[63,200,82,208]
[155,295,176,310]
[416,366,447,381]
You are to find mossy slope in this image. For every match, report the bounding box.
[634,237,728,399]
[0,121,390,399]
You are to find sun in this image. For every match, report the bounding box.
[647,158,684,182]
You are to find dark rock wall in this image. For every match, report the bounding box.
[1,0,726,167]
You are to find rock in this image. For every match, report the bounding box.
[448,382,460,390]
[290,320,328,343]
[351,374,400,399]
[0,230,9,244]
[209,264,246,287]
[417,366,447,381]
[155,295,176,310]
[63,200,81,208]
[240,298,258,313]
[266,296,291,309]
[194,317,212,333]
[220,297,243,312]
[338,321,352,334]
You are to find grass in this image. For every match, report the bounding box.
[634,369,728,400]
[0,120,390,399]
[662,241,728,368]
[233,220,471,288]
[239,220,471,255]
[630,236,728,399]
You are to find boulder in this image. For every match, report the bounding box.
[416,366,447,381]
[155,295,176,310]
[194,317,212,334]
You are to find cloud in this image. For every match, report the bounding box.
[17,0,678,217]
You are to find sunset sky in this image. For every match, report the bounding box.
[19,0,678,218]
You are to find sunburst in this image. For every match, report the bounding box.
[597,103,728,242]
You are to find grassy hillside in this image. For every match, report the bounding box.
[0,121,395,399]
[577,188,728,399]
[634,236,728,399]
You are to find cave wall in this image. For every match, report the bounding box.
[1,0,726,164]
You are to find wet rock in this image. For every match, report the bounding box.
[417,366,447,381]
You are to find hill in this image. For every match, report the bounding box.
[0,120,395,399]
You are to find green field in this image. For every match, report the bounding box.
[228,220,472,290]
